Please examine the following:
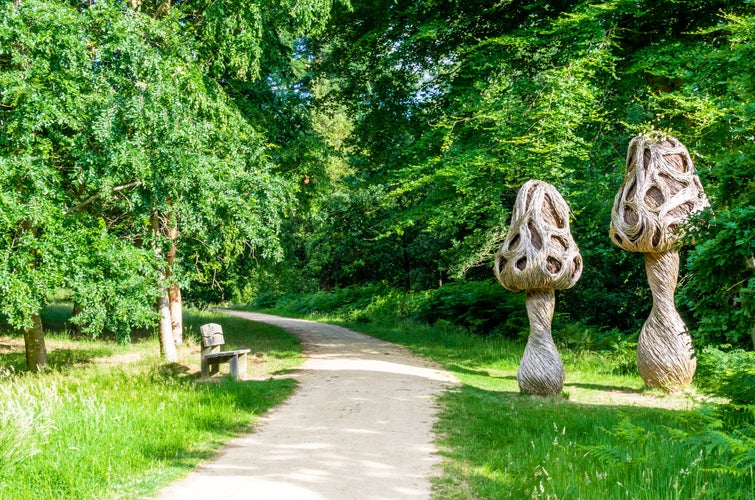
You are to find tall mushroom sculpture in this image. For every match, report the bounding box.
[494,180,582,395]
[610,132,709,391]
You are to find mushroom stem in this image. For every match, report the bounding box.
[518,288,564,395]
[638,250,696,391]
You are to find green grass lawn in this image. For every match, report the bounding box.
[337,319,753,499]
[0,308,302,499]
[2,305,752,499]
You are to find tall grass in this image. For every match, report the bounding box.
[434,388,733,499]
[0,308,302,499]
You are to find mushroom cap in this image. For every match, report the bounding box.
[610,132,709,253]
[494,180,582,292]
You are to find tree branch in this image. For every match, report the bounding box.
[66,181,142,214]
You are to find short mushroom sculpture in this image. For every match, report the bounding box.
[494,180,582,395]
[610,132,709,391]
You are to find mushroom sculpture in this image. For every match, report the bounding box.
[610,132,709,391]
[494,180,582,395]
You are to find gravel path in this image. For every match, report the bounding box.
[157,311,457,500]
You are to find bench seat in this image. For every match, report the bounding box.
[200,323,251,381]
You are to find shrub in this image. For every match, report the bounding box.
[256,281,532,338]
[413,281,527,337]
[680,207,755,349]
[252,284,397,317]
[697,346,755,407]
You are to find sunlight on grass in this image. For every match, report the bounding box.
[334,318,753,499]
[0,308,303,499]
[433,386,744,499]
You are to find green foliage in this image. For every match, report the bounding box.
[188,0,342,81]
[680,207,754,347]
[299,187,407,290]
[696,346,755,406]
[0,0,333,342]
[263,0,755,354]
[307,0,626,286]
[591,403,754,489]
[258,283,395,317]
[414,281,527,337]
[562,177,651,334]
[673,6,755,349]
[62,223,159,340]
[554,319,635,355]
[3,0,754,361]
[0,0,89,329]
[254,282,530,336]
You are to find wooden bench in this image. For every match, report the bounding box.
[200,323,251,381]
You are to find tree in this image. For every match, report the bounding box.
[1,0,339,364]
[297,0,754,342]
[73,0,301,359]
[305,1,621,290]
[0,0,109,370]
[679,10,755,349]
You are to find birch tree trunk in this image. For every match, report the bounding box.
[157,289,177,362]
[24,312,47,372]
[168,284,183,345]
[165,220,183,345]
[151,211,178,362]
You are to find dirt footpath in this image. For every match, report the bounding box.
[158,311,458,500]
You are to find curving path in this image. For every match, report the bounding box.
[158,311,457,500]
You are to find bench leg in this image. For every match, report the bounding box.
[229,355,239,381]
[201,357,209,378]
[238,353,247,380]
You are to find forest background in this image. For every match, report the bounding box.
[1,0,754,365]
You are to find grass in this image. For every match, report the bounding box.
[4,301,752,498]
[0,307,303,499]
[283,314,753,499]
[433,389,716,499]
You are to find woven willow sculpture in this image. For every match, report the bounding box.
[610,132,709,391]
[495,180,582,395]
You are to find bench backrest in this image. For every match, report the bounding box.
[200,323,225,352]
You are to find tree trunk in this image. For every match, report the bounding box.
[164,217,183,345]
[151,210,179,362]
[24,313,47,372]
[157,290,178,363]
[70,301,83,336]
[156,0,171,17]
[748,257,755,351]
[169,283,183,344]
